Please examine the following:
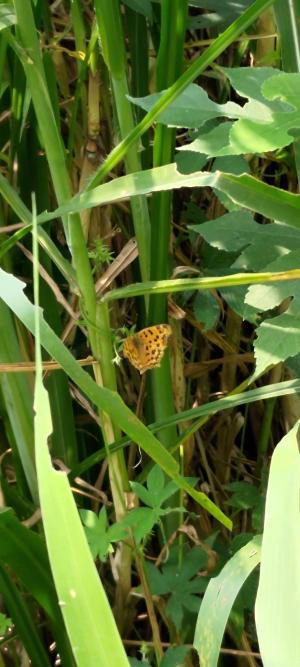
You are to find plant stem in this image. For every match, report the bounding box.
[95,0,151,284]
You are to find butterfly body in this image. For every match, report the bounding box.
[123,324,172,374]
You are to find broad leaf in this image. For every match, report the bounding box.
[246,248,300,377]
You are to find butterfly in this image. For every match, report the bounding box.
[123,324,172,374]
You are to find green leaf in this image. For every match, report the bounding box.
[80,508,124,562]
[147,465,166,505]
[32,201,131,667]
[273,0,300,72]
[230,533,255,555]
[0,508,73,663]
[175,149,207,174]
[212,155,250,211]
[233,222,300,271]
[0,611,12,635]
[176,69,299,157]
[0,565,52,667]
[34,377,130,665]
[194,291,220,330]
[129,84,243,129]
[0,508,57,615]
[220,66,284,107]
[121,507,158,543]
[194,536,261,667]
[37,164,300,235]
[157,480,179,505]
[225,482,261,510]
[0,4,16,30]
[0,299,37,500]
[160,646,190,667]
[131,466,181,513]
[130,481,153,507]
[246,248,300,377]
[191,212,300,325]
[190,211,258,252]
[147,547,208,628]
[255,422,300,666]
[122,0,152,18]
[187,0,253,29]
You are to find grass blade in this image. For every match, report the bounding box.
[32,196,131,666]
[255,421,300,666]
[194,536,261,667]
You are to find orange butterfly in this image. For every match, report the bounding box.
[123,324,172,374]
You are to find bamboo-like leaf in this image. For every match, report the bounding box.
[71,377,300,478]
[34,377,130,666]
[0,4,16,30]
[37,166,300,230]
[101,268,300,302]
[0,564,52,667]
[0,508,74,665]
[255,422,300,666]
[32,197,131,666]
[194,536,261,667]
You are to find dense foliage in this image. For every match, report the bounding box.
[0,1,300,666]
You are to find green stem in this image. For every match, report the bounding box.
[102,268,300,301]
[94,0,151,284]
[147,0,188,443]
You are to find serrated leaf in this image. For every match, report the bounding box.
[219,285,257,322]
[166,595,184,628]
[175,150,207,174]
[129,84,243,130]
[170,69,300,157]
[158,480,179,504]
[146,562,170,596]
[246,248,300,377]
[147,547,208,628]
[194,290,220,330]
[212,155,250,211]
[190,211,258,252]
[221,66,285,108]
[80,508,127,561]
[121,507,158,543]
[225,482,261,510]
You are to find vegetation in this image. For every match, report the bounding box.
[0,0,300,665]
